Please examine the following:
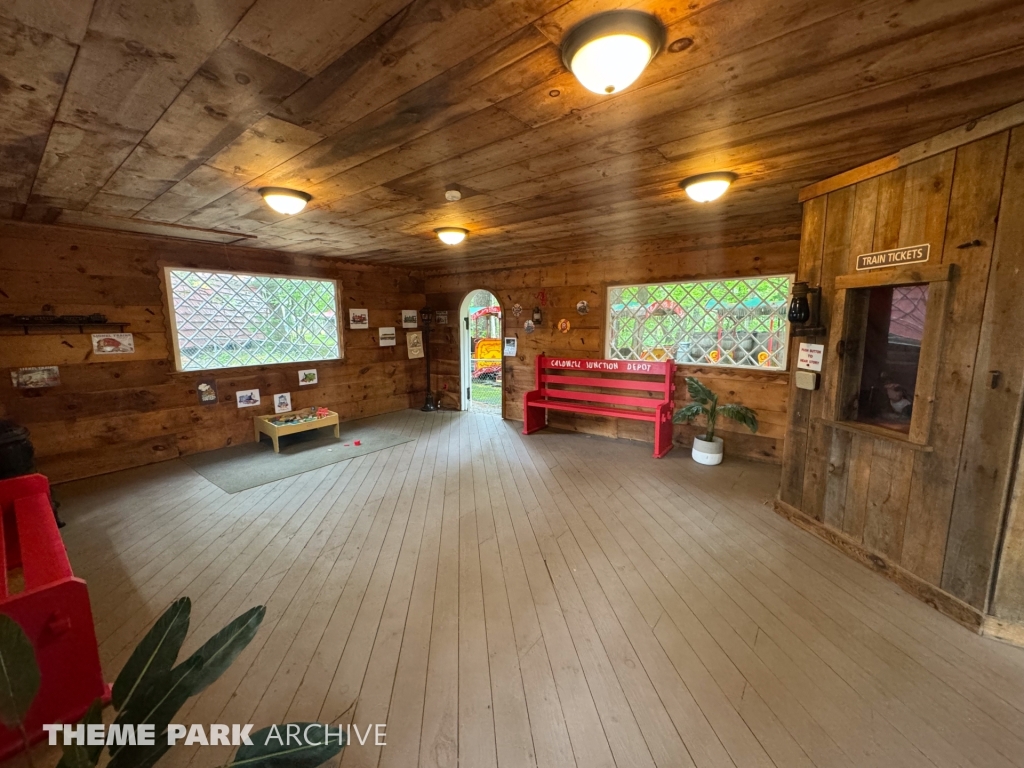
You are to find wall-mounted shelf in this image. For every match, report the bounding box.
[0,322,130,336]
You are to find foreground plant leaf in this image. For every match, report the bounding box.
[177,605,265,694]
[107,655,203,768]
[55,699,103,768]
[228,723,346,768]
[0,614,39,730]
[112,597,190,713]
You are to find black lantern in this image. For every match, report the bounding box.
[419,307,437,411]
[532,306,542,324]
[788,282,825,337]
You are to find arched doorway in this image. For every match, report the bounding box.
[460,289,502,415]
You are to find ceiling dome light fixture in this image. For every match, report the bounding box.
[562,11,664,95]
[680,172,738,203]
[259,187,311,215]
[435,227,468,245]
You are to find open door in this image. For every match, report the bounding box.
[460,290,503,415]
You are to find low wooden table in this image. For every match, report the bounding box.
[254,409,340,453]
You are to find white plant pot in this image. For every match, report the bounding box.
[692,435,724,466]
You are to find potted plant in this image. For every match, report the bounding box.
[673,376,758,465]
[0,599,345,768]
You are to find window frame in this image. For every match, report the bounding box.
[824,263,953,448]
[603,273,795,372]
[161,265,344,374]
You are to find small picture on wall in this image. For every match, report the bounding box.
[274,392,293,414]
[349,308,369,329]
[401,310,418,328]
[11,366,60,389]
[197,379,218,405]
[91,332,135,354]
[236,388,260,408]
[379,326,396,346]
[407,330,424,359]
[298,369,318,386]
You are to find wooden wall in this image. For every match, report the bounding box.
[0,221,425,482]
[424,227,800,463]
[779,117,1024,619]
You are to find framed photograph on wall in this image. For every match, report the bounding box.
[401,310,418,328]
[236,388,260,408]
[349,308,369,329]
[379,326,396,346]
[407,330,424,359]
[91,332,135,354]
[11,366,60,389]
[274,392,292,413]
[298,369,318,386]
[197,379,218,405]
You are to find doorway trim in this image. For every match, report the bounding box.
[459,289,503,416]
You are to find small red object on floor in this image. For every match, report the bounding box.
[354,440,361,446]
[0,474,110,760]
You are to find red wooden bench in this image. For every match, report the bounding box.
[0,474,110,760]
[522,355,676,457]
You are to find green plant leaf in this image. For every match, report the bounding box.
[672,403,707,424]
[229,724,346,768]
[718,404,759,433]
[685,377,715,405]
[177,605,265,695]
[56,699,103,768]
[112,597,190,713]
[0,614,39,730]
[107,655,203,767]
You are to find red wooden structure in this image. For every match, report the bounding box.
[523,356,676,457]
[0,474,109,760]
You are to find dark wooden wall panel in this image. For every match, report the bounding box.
[0,221,425,482]
[781,124,1024,614]
[946,126,1024,608]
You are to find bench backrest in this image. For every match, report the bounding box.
[534,356,675,410]
[0,474,71,599]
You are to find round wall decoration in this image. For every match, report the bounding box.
[558,318,571,333]
[576,300,589,315]
[511,303,523,317]
[524,320,535,333]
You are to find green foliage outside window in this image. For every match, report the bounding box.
[168,270,341,371]
[607,276,791,369]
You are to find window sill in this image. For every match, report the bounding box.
[166,358,345,377]
[673,363,790,378]
[816,418,933,451]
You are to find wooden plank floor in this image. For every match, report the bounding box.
[53,409,1024,768]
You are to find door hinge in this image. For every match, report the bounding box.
[466,386,471,400]
[464,316,469,329]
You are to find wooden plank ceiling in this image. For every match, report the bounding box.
[1,0,1023,270]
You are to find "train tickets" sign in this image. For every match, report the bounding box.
[855,244,930,271]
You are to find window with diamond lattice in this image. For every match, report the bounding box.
[165,268,341,372]
[606,276,792,369]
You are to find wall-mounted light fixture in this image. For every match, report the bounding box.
[680,172,737,203]
[435,227,468,245]
[788,281,826,337]
[259,187,311,215]
[562,11,664,95]
[532,307,543,324]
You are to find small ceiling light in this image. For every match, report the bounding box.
[259,187,311,215]
[562,11,664,95]
[435,227,468,245]
[680,172,738,203]
[444,184,462,202]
